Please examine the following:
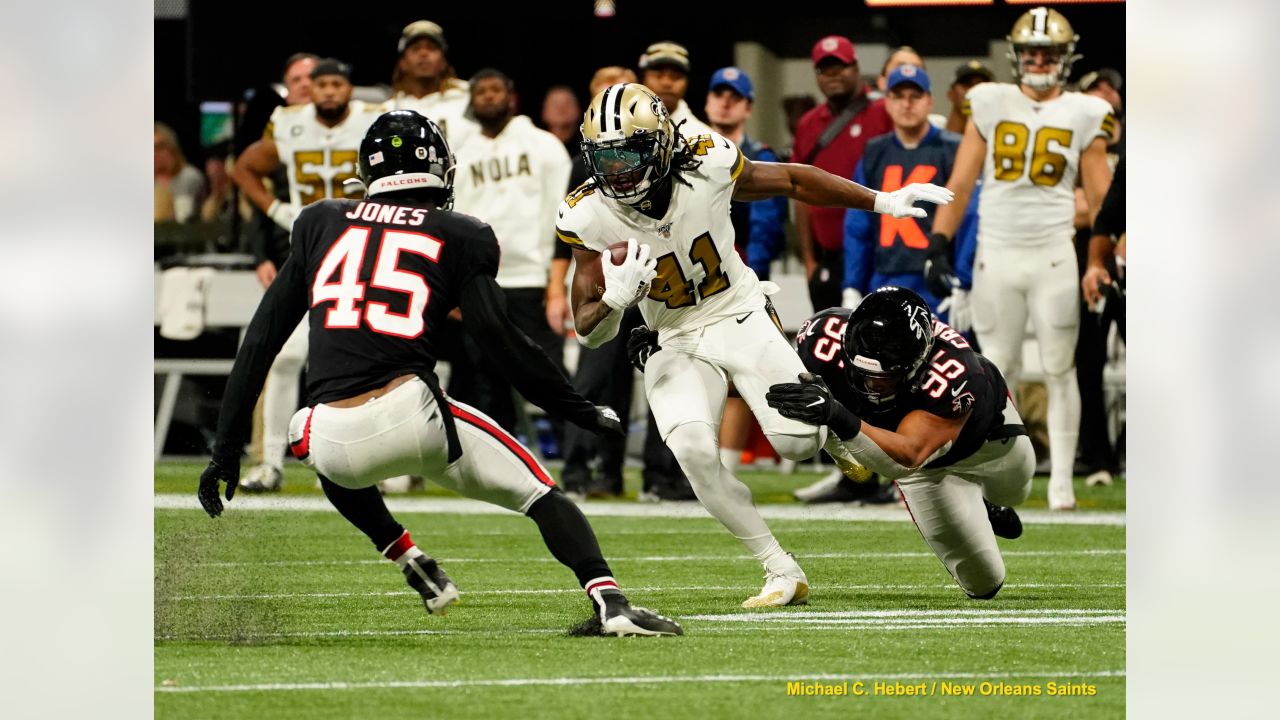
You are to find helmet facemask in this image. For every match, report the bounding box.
[1010,43,1075,92]
[845,351,928,405]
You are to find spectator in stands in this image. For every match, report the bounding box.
[449,69,574,437]
[945,60,995,133]
[791,35,893,314]
[389,20,479,150]
[874,46,926,95]
[639,41,713,137]
[704,66,790,476]
[154,122,206,224]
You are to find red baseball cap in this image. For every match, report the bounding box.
[812,35,856,66]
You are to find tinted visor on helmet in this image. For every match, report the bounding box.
[585,136,660,198]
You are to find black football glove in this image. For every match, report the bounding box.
[586,405,626,438]
[627,326,660,372]
[766,372,861,437]
[923,232,959,299]
[198,456,241,518]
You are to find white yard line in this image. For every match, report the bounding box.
[167,582,1124,602]
[175,548,1123,569]
[155,494,1125,526]
[155,669,1126,693]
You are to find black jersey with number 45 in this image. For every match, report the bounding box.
[290,197,499,403]
[795,307,1020,468]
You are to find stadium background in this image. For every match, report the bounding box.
[155,1,1125,161]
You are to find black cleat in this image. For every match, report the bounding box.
[402,556,460,615]
[574,589,683,637]
[984,499,1023,540]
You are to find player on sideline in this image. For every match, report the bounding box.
[198,110,681,637]
[924,7,1116,510]
[763,286,1032,599]
[558,83,952,607]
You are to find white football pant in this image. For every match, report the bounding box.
[970,240,1080,507]
[896,401,1035,597]
[260,319,308,469]
[288,377,554,513]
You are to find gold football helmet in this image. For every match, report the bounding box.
[580,83,675,201]
[1007,6,1081,92]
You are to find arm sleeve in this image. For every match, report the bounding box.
[212,255,309,463]
[460,273,598,425]
[1091,155,1125,240]
[842,159,874,293]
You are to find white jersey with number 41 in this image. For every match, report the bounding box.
[964,83,1116,247]
[556,132,765,337]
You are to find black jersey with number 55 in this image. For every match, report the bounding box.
[795,307,1021,467]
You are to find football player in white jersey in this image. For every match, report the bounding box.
[925,7,1116,511]
[229,58,383,492]
[558,83,952,607]
[388,20,479,155]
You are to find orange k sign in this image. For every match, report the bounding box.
[879,164,938,249]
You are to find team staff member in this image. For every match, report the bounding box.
[450,69,574,433]
[792,35,893,313]
[390,20,479,152]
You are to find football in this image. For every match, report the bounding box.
[577,241,632,296]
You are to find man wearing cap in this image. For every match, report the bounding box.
[945,60,995,133]
[228,58,384,492]
[638,41,713,138]
[704,66,789,477]
[390,20,479,152]
[792,35,893,315]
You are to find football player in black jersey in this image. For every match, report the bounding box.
[197,110,681,636]
[766,287,1033,599]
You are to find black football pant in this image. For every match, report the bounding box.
[1074,232,1125,473]
[807,247,843,314]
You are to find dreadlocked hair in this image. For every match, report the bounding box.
[667,119,703,189]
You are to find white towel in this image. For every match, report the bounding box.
[158,267,215,340]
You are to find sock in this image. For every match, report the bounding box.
[380,530,425,569]
[741,534,799,576]
[318,474,405,550]
[585,576,626,615]
[526,489,614,588]
[720,447,741,474]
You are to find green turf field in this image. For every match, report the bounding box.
[155,462,1125,718]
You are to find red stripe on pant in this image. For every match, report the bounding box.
[289,407,315,460]
[448,403,556,488]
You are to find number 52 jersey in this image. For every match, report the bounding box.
[964,83,1115,247]
[555,132,764,337]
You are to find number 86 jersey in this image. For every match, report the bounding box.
[556,132,764,336]
[796,307,1020,468]
[964,83,1115,248]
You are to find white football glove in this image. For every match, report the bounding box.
[841,287,863,309]
[600,238,657,311]
[873,183,955,219]
[938,287,972,333]
[267,199,300,231]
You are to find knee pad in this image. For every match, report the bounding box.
[767,430,824,462]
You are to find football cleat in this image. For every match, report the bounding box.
[402,556,460,615]
[823,436,876,483]
[1085,469,1114,487]
[588,588,683,637]
[742,566,810,608]
[984,499,1023,540]
[239,464,282,493]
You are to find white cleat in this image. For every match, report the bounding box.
[1085,470,1114,487]
[742,568,810,608]
[240,464,283,493]
[793,470,844,502]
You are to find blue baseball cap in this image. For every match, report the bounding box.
[709,66,754,102]
[886,64,930,93]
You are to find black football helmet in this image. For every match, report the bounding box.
[841,287,935,405]
[358,110,456,208]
